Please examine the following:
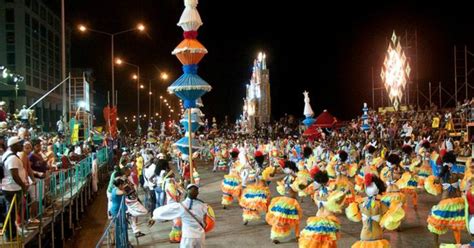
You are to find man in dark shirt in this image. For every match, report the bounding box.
[0,103,6,122]
[29,139,48,178]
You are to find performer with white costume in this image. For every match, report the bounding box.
[153,184,214,248]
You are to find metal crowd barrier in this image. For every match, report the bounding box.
[0,147,110,248]
[95,197,128,248]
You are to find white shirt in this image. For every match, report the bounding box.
[143,163,157,190]
[156,170,166,187]
[19,109,29,120]
[2,150,26,191]
[153,198,208,239]
[74,146,82,155]
[445,139,454,152]
[314,145,324,160]
[143,153,151,165]
[57,120,64,131]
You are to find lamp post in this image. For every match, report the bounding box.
[115,58,141,135]
[78,23,145,107]
[149,80,152,124]
[160,95,163,120]
[147,72,169,124]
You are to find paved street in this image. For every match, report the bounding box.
[68,161,472,248]
[139,161,472,248]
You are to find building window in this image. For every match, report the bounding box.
[32,59,39,71]
[6,44,15,52]
[54,19,60,32]
[26,55,31,66]
[32,40,39,51]
[41,44,46,56]
[47,13,53,26]
[32,19,39,38]
[41,79,47,90]
[32,0,39,14]
[6,24,14,30]
[48,66,54,77]
[54,35,59,47]
[5,0,14,2]
[48,48,53,60]
[25,13,30,26]
[25,0,31,7]
[33,77,40,88]
[5,8,14,22]
[48,30,53,43]
[7,53,15,65]
[40,25,46,39]
[25,36,30,47]
[40,7,46,20]
[26,74,32,86]
[6,32,15,44]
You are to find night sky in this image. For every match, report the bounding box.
[61,1,474,124]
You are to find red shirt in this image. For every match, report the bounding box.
[0,109,6,122]
[61,155,71,169]
[182,164,190,180]
[467,191,474,215]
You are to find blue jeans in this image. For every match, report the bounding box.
[154,186,164,208]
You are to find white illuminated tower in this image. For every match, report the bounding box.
[244,52,271,132]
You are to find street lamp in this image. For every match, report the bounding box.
[145,72,170,124]
[77,23,146,107]
[115,58,141,135]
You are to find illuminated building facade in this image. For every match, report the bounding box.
[241,52,271,133]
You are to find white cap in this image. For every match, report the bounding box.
[186,184,199,190]
[7,136,23,147]
[122,151,128,156]
[157,153,166,159]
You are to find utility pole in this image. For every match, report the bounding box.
[61,0,67,122]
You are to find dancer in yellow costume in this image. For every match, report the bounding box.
[346,173,404,248]
[299,167,343,248]
[397,144,420,210]
[266,161,303,244]
[221,149,242,209]
[329,150,357,206]
[240,151,272,225]
[425,151,465,246]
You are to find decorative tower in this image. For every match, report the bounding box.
[361,102,370,132]
[244,52,271,132]
[168,0,211,183]
[302,91,315,127]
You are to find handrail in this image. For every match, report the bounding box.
[0,146,111,246]
[0,193,22,247]
[95,196,128,248]
[1,194,17,235]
